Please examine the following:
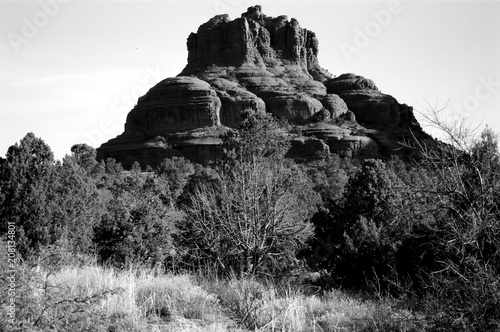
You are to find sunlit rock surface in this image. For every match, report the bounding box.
[97,6,432,168]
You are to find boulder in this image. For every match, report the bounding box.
[321,94,349,118]
[261,92,323,122]
[327,135,379,158]
[325,73,378,92]
[288,136,330,160]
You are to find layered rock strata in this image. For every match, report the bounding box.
[97,5,432,168]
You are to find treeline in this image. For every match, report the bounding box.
[1,112,500,330]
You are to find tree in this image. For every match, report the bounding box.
[401,107,500,330]
[46,155,103,254]
[0,133,123,261]
[70,143,98,174]
[0,133,56,257]
[185,160,318,275]
[300,154,354,204]
[93,168,182,268]
[155,157,195,200]
[0,134,106,258]
[306,159,406,289]
[181,111,319,275]
[222,110,290,163]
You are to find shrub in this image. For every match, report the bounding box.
[94,170,182,268]
[155,157,195,199]
[306,159,406,290]
[399,112,500,330]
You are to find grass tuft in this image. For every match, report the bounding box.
[1,258,424,331]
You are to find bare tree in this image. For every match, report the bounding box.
[401,105,500,330]
[185,158,318,276]
[179,111,320,276]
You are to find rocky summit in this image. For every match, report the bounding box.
[97,5,433,168]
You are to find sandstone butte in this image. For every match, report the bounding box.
[97,5,434,168]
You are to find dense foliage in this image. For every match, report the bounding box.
[304,159,406,290]
[1,117,500,330]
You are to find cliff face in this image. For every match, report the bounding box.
[324,74,420,130]
[182,5,330,82]
[97,5,432,168]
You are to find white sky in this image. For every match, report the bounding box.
[1,0,499,160]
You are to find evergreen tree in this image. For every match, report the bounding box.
[70,143,98,174]
[47,155,103,253]
[156,157,195,200]
[0,133,56,257]
[0,134,107,258]
[93,167,182,267]
[307,159,406,289]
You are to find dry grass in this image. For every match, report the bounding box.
[201,275,423,332]
[45,265,225,331]
[1,262,424,331]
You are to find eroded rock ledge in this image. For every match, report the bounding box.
[97,5,432,168]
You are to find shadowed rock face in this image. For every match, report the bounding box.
[182,5,330,82]
[324,73,419,130]
[97,6,432,168]
[179,5,334,125]
[208,78,266,128]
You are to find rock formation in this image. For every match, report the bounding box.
[324,73,419,130]
[97,5,433,168]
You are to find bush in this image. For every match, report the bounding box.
[398,113,500,330]
[94,196,182,268]
[155,157,195,199]
[305,159,406,290]
[93,171,182,268]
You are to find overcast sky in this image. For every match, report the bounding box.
[1,0,499,160]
